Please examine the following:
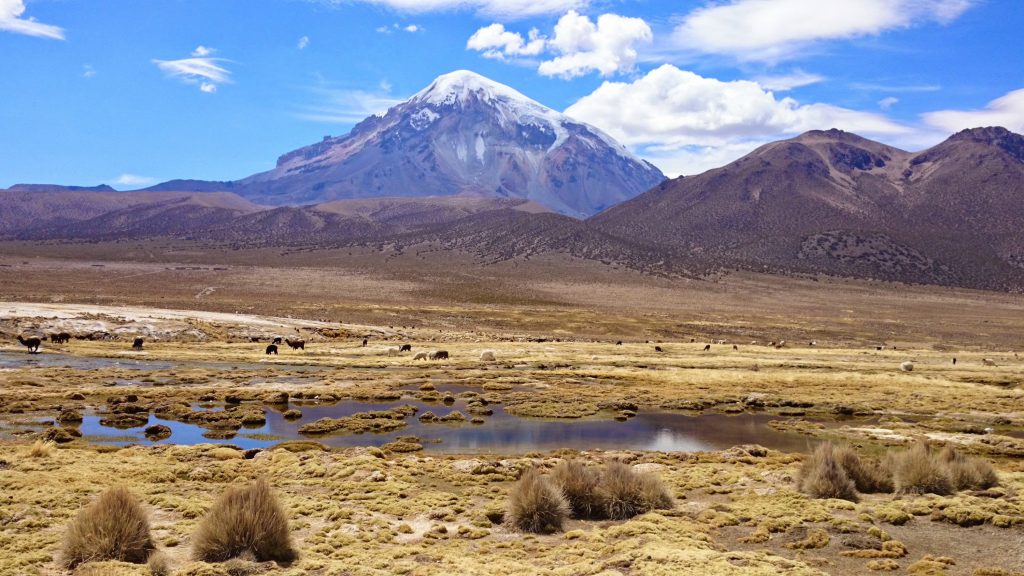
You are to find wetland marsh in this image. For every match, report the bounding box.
[1,264,1023,576]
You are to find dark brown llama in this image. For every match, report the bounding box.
[17,335,41,353]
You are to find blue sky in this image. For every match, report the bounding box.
[1,0,1022,187]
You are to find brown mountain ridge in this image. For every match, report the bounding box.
[591,127,1024,289]
[3,127,1023,291]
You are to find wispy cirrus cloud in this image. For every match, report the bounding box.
[295,84,403,124]
[754,70,825,91]
[376,22,423,34]
[0,0,64,39]
[878,97,899,110]
[850,82,942,93]
[111,173,157,188]
[671,0,977,62]
[153,47,232,93]
[319,0,586,19]
[923,88,1024,133]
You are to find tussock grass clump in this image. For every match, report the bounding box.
[833,445,894,493]
[798,443,859,502]
[891,442,954,496]
[192,479,296,563]
[28,439,55,458]
[61,486,155,569]
[551,460,602,519]
[939,447,998,490]
[147,550,171,576]
[596,461,674,520]
[507,468,570,533]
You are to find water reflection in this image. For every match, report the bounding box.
[76,395,823,454]
[0,351,330,373]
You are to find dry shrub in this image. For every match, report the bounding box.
[891,442,954,496]
[192,479,296,563]
[833,445,894,493]
[62,486,155,569]
[147,550,171,576]
[596,461,674,520]
[28,439,55,458]
[939,447,999,490]
[798,443,859,502]
[637,471,675,511]
[551,460,602,519]
[506,468,570,533]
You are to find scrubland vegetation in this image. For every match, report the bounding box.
[0,293,1023,575]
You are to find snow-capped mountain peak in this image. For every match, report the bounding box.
[411,70,540,108]
[238,70,665,217]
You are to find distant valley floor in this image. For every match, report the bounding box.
[1,240,1022,349]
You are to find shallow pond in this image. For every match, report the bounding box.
[0,351,331,373]
[72,393,834,454]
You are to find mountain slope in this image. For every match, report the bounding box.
[0,190,260,239]
[191,194,548,246]
[591,127,1024,289]
[202,70,664,218]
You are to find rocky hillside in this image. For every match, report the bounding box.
[590,127,1024,289]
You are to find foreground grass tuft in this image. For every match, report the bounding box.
[62,486,155,569]
[891,442,954,496]
[551,460,602,519]
[192,478,297,563]
[798,443,859,502]
[28,439,56,458]
[833,445,893,493]
[596,461,675,520]
[507,468,570,533]
[147,550,171,576]
[939,446,999,490]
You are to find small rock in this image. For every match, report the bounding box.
[144,424,172,440]
[261,392,289,405]
[632,463,666,474]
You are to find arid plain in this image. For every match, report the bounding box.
[1,243,1023,576]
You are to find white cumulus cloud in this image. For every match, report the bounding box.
[0,0,64,39]
[153,52,232,93]
[922,88,1024,133]
[191,45,215,57]
[467,23,545,59]
[565,64,911,175]
[672,0,976,61]
[297,35,310,49]
[468,10,652,78]
[538,11,652,78]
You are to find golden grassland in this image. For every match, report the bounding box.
[1,441,1022,576]
[1,327,1023,575]
[0,253,1023,575]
